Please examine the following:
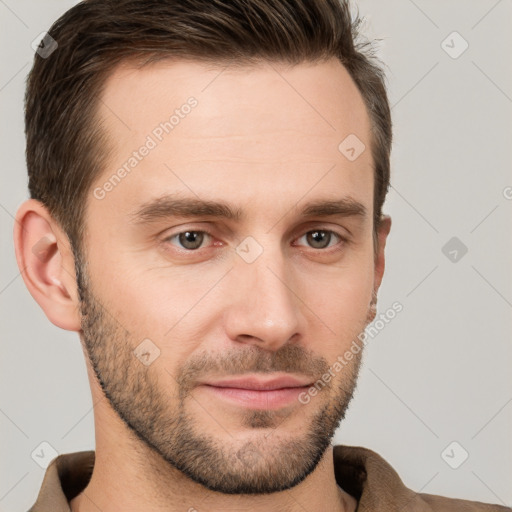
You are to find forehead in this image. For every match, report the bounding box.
[98,57,370,146]
[90,58,373,224]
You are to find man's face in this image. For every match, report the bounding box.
[78,58,381,493]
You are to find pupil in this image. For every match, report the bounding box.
[180,231,203,249]
[309,230,329,248]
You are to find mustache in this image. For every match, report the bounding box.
[176,344,330,398]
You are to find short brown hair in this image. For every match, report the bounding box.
[25,0,391,260]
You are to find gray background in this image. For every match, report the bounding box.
[1,0,511,510]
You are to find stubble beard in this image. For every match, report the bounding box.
[75,257,366,494]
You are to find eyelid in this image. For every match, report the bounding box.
[292,221,351,239]
[162,224,349,253]
[162,226,217,251]
[292,229,347,251]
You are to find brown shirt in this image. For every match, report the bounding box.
[28,445,510,511]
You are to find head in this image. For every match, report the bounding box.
[16,0,392,496]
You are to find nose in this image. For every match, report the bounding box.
[222,242,303,352]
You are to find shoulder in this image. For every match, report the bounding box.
[332,445,511,512]
[419,492,511,511]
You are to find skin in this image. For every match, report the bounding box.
[14,58,391,511]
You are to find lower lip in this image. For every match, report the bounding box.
[200,385,309,410]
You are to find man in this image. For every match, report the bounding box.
[13,0,509,510]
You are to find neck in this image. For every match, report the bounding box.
[70,375,357,512]
[70,429,356,512]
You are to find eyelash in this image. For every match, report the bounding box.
[163,228,348,254]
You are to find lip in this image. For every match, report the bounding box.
[197,374,313,410]
[202,375,313,390]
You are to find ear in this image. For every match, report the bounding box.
[373,214,392,294]
[13,199,82,331]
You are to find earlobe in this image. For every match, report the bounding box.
[13,199,82,331]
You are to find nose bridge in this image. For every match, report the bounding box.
[225,235,301,349]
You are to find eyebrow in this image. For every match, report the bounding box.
[129,194,367,225]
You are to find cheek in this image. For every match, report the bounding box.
[85,219,375,369]
[298,253,374,350]
[86,235,204,332]
[90,266,222,380]
[304,245,374,304]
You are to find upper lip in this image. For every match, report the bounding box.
[200,375,313,391]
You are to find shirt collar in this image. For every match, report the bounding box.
[28,445,422,511]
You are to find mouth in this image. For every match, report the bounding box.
[197,374,313,410]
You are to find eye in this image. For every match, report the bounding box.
[165,230,213,251]
[162,227,346,254]
[295,229,344,250]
